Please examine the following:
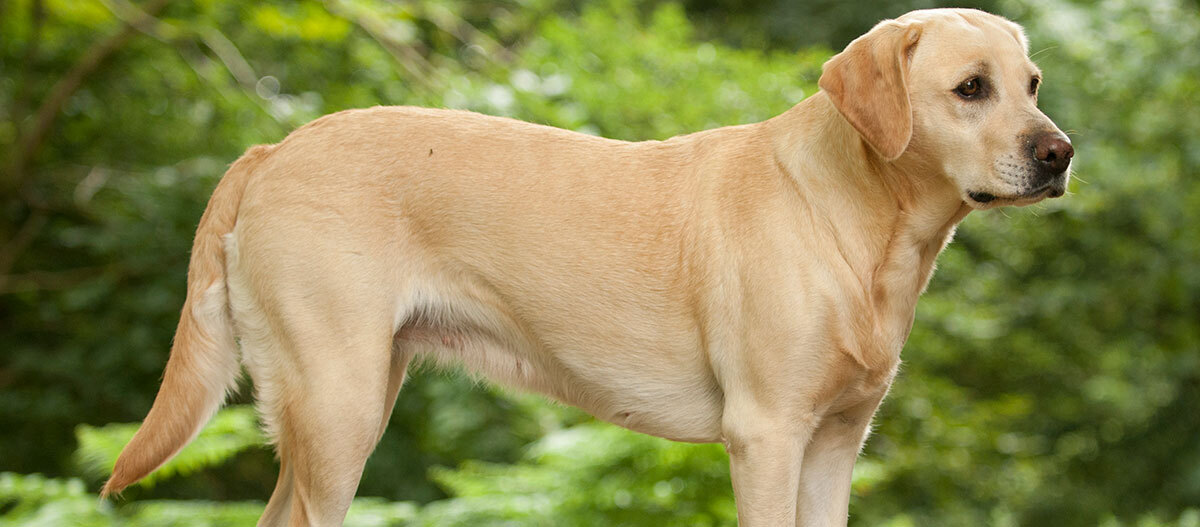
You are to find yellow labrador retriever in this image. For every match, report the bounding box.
[103,8,1073,526]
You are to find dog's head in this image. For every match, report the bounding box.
[819,8,1072,209]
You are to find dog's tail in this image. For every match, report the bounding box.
[101,145,273,498]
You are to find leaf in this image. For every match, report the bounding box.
[74,405,265,489]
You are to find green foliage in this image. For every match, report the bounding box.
[490,0,824,139]
[75,406,265,489]
[420,423,735,526]
[0,473,103,527]
[0,472,419,526]
[1,0,1198,525]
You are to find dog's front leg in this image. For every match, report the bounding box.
[794,392,886,527]
[723,391,817,526]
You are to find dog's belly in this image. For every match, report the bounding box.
[395,293,725,444]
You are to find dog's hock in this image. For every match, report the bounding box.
[818,20,923,161]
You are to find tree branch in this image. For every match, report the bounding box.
[3,0,170,195]
[0,265,110,295]
[0,210,48,293]
[422,3,514,64]
[322,0,441,92]
[10,0,46,127]
[100,0,296,129]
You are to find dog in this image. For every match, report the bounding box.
[102,8,1073,526]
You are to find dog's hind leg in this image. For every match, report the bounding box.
[377,346,416,446]
[256,309,396,527]
[259,456,294,526]
[227,234,407,527]
[257,342,409,527]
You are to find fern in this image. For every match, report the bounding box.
[74,405,266,489]
[0,473,420,526]
[0,472,98,526]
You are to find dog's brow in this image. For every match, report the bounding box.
[956,60,990,82]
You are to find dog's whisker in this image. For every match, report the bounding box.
[1029,45,1059,60]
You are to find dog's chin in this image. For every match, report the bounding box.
[964,182,1066,210]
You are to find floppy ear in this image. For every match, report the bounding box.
[818,21,922,161]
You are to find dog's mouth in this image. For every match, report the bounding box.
[967,190,998,203]
[966,182,1065,208]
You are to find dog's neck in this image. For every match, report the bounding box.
[765,93,971,366]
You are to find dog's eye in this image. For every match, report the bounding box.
[1030,77,1041,95]
[955,78,983,99]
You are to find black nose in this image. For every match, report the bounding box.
[1034,132,1074,174]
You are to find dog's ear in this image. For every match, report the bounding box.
[819,21,922,161]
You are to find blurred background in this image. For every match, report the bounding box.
[2,0,1198,525]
